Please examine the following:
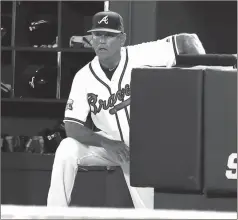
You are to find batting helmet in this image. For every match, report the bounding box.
[28,14,57,47]
[1,15,12,46]
[27,65,58,98]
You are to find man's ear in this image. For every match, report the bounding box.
[120,33,127,46]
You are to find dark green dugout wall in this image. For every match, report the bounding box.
[110,1,237,54]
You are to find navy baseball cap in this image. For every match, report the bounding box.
[87,11,124,34]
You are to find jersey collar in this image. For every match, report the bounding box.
[91,47,128,87]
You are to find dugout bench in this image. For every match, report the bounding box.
[130,54,237,211]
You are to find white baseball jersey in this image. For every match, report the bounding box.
[64,35,178,146]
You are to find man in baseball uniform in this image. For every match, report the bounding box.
[47,11,206,209]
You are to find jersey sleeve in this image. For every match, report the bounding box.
[128,35,178,68]
[63,69,90,126]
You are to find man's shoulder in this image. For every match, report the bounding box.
[122,41,160,63]
[124,41,157,56]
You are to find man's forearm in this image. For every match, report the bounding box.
[175,33,206,55]
[65,121,118,147]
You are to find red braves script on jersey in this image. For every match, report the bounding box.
[64,36,177,146]
[87,83,130,114]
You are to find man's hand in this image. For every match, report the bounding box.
[101,139,130,163]
[176,33,206,55]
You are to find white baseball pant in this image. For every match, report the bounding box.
[47,131,154,209]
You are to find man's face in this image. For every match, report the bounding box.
[91,31,126,60]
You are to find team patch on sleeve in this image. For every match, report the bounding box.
[65,99,74,111]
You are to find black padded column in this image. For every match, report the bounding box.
[130,67,203,193]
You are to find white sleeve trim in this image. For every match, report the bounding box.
[63,117,85,126]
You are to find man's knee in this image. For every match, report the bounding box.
[55,137,88,162]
